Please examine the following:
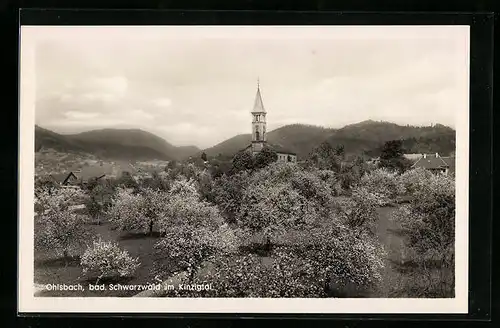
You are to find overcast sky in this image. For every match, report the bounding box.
[31,26,469,148]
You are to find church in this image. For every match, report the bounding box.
[243,81,297,163]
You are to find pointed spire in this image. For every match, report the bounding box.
[252,78,266,113]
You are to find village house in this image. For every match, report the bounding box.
[242,80,297,162]
[411,153,455,176]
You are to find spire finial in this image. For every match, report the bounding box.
[257,77,260,89]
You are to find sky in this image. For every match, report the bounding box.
[30,26,469,149]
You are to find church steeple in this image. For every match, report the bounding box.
[252,78,266,113]
[251,79,267,154]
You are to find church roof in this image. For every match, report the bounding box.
[252,86,266,113]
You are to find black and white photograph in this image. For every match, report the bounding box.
[19,25,469,313]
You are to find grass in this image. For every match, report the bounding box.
[35,202,453,298]
[34,222,159,297]
[375,206,454,298]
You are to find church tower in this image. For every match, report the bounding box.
[251,79,267,154]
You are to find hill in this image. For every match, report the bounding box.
[330,120,454,144]
[203,121,455,160]
[204,124,336,159]
[35,126,200,161]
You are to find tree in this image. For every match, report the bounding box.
[236,162,336,250]
[230,149,255,174]
[391,173,455,297]
[254,146,278,169]
[81,239,140,284]
[308,141,341,172]
[379,140,411,173]
[34,188,90,263]
[201,152,208,162]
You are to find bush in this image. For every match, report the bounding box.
[34,188,90,259]
[81,239,140,283]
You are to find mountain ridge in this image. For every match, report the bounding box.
[35,121,456,162]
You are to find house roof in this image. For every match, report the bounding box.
[50,172,78,185]
[412,155,449,170]
[441,156,456,173]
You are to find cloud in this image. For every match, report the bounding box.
[33,26,467,147]
[64,111,101,120]
[151,97,172,108]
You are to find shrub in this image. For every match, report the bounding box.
[81,239,140,283]
[34,188,90,260]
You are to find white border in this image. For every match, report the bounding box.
[18,25,470,314]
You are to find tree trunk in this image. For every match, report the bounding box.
[149,220,154,236]
[63,249,69,267]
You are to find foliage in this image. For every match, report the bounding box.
[398,167,434,195]
[116,171,138,189]
[230,149,255,174]
[183,223,385,298]
[84,180,116,224]
[197,170,216,203]
[314,169,343,196]
[107,188,145,232]
[307,141,342,172]
[253,146,278,169]
[153,224,238,281]
[357,168,404,206]
[156,193,223,234]
[34,187,90,258]
[80,238,140,283]
[337,188,379,234]
[201,152,208,162]
[34,175,59,193]
[212,171,250,222]
[139,171,171,192]
[379,140,412,173]
[391,173,455,297]
[237,162,336,244]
